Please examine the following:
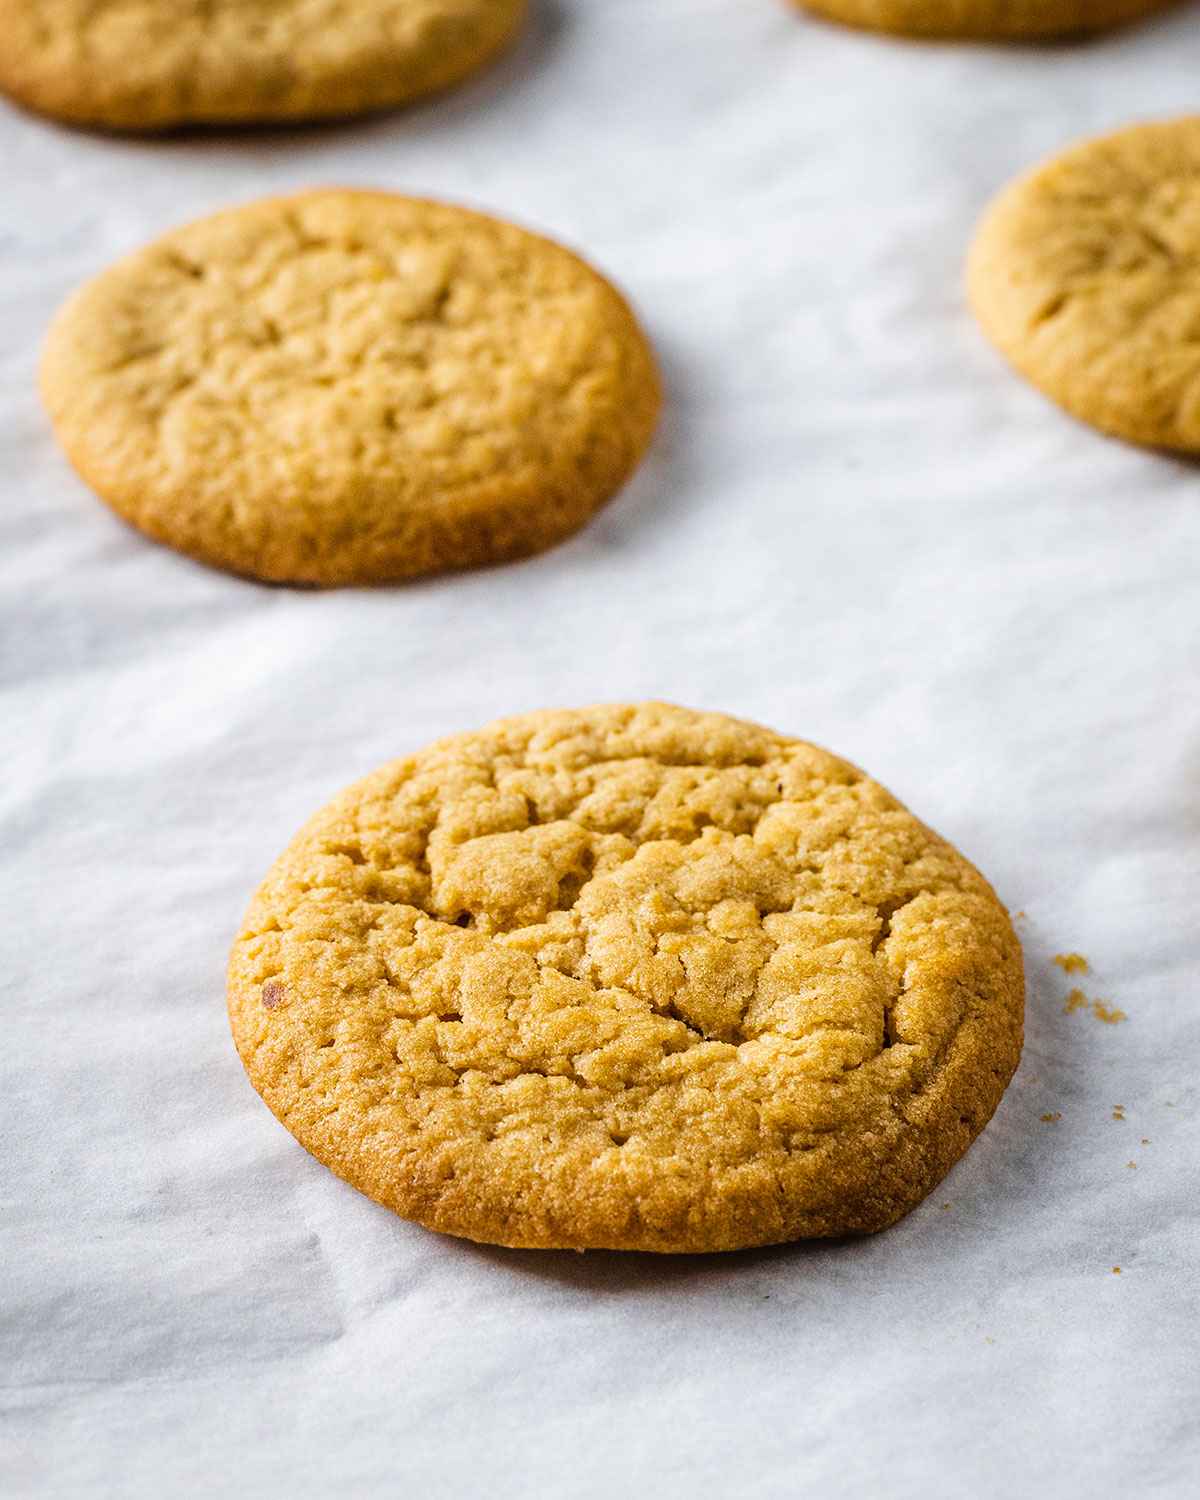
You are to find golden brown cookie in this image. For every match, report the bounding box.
[228,703,1024,1253]
[0,0,527,131]
[796,0,1172,39]
[40,190,661,585]
[969,116,1200,452]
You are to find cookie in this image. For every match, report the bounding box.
[227,703,1024,1253]
[0,0,527,131]
[969,117,1200,452]
[796,0,1172,39]
[40,191,661,585]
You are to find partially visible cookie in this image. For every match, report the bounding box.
[227,703,1024,1253]
[969,117,1200,452]
[0,0,527,131]
[796,0,1172,39]
[40,191,661,585]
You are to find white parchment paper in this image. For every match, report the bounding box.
[2,2,1198,1495]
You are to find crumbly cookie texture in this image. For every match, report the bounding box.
[40,190,661,585]
[0,0,527,131]
[969,117,1200,452]
[796,0,1172,38]
[228,704,1024,1253]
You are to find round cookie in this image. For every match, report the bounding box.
[969,117,1200,452]
[40,191,661,585]
[0,0,527,132]
[795,0,1173,39]
[228,703,1024,1253]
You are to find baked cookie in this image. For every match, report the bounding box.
[969,117,1200,452]
[228,703,1024,1253]
[0,0,527,131]
[41,191,661,585]
[796,0,1173,39]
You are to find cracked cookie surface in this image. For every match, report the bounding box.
[796,0,1171,37]
[0,0,527,131]
[40,189,661,584]
[969,116,1200,452]
[227,703,1024,1252]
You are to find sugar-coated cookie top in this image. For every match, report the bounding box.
[228,703,1024,1252]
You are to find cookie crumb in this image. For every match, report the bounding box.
[1054,952,1088,974]
[940,1203,951,1211]
[1040,1111,1062,1123]
[1112,1106,1125,1120]
[1126,1161,1137,1170]
[1063,990,1126,1024]
[1141,1138,1150,1146]
[1113,1267,1121,1275]
[261,980,287,1010]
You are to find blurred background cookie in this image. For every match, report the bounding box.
[0,0,527,131]
[969,116,1200,451]
[41,189,661,585]
[795,0,1173,40]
